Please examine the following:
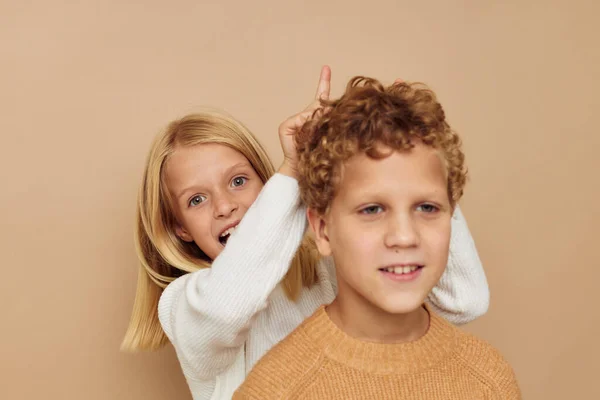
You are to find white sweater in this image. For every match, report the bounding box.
[158,174,489,400]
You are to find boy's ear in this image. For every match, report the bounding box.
[306,208,332,257]
[175,224,194,242]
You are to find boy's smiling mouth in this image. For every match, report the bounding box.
[379,264,424,281]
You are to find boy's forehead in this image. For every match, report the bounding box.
[335,143,448,196]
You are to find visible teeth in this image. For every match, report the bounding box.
[383,265,419,274]
[220,225,237,238]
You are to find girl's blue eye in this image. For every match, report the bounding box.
[361,205,383,215]
[416,204,438,213]
[231,176,247,187]
[189,195,206,207]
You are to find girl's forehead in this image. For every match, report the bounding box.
[167,143,248,172]
[164,144,253,191]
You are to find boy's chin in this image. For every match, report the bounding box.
[373,294,429,315]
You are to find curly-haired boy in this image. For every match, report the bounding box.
[234,77,521,400]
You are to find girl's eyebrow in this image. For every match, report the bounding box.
[223,162,251,176]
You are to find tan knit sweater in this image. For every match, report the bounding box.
[233,305,521,399]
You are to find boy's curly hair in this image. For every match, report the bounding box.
[296,77,467,215]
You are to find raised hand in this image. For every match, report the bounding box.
[278,65,331,178]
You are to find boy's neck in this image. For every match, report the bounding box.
[325,295,429,344]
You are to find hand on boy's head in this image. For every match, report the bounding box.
[278,65,331,178]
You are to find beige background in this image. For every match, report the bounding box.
[1,1,598,399]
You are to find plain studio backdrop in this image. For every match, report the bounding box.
[1,1,598,399]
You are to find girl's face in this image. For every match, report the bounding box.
[164,143,264,260]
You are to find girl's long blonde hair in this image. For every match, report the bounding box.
[121,110,319,352]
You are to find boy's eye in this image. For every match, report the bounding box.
[189,195,207,207]
[231,176,247,187]
[416,203,438,213]
[360,205,383,215]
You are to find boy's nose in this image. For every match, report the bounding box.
[384,214,420,249]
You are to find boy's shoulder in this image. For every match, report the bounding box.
[233,310,326,400]
[451,325,521,397]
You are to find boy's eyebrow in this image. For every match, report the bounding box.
[348,188,448,201]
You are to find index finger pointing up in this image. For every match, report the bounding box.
[315,65,331,101]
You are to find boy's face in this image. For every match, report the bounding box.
[308,141,452,315]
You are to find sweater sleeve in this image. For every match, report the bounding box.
[426,205,490,325]
[157,173,307,382]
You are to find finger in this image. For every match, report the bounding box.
[287,110,313,133]
[293,110,312,129]
[393,78,404,84]
[315,65,331,101]
[280,110,312,136]
[303,99,321,113]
